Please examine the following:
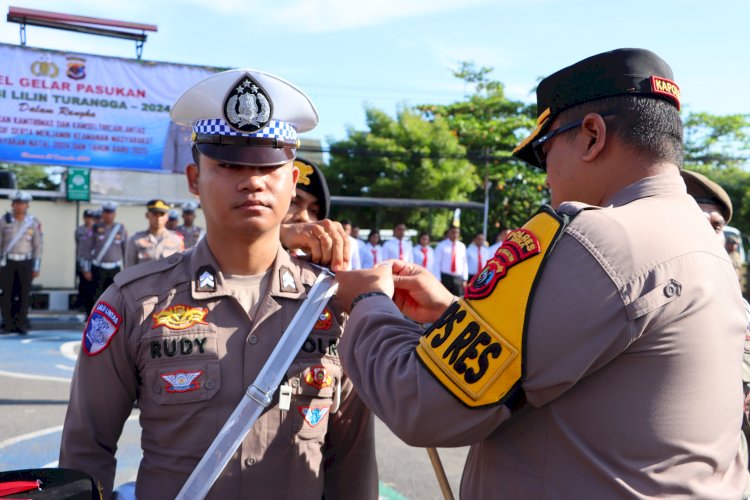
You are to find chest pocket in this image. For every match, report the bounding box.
[284,355,342,443]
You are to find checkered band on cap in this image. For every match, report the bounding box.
[193,119,297,142]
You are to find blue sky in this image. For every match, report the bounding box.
[1,0,748,148]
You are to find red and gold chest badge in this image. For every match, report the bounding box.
[314,308,333,330]
[304,365,333,389]
[152,305,208,330]
[465,228,541,300]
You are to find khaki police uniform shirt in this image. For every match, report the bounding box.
[124,229,184,268]
[81,223,128,270]
[0,213,43,268]
[176,224,204,249]
[75,225,92,266]
[60,240,377,499]
[340,174,748,498]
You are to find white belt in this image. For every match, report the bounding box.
[95,261,122,270]
[6,253,32,261]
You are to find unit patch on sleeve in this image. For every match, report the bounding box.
[83,301,122,356]
[160,369,203,393]
[152,305,209,330]
[465,228,541,300]
[298,406,329,427]
[304,365,333,389]
[416,207,567,408]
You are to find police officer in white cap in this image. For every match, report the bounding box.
[0,190,42,334]
[175,200,204,249]
[60,68,376,499]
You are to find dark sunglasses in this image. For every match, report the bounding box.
[532,111,615,171]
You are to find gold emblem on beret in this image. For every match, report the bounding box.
[295,160,314,186]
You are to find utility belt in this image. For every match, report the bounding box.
[93,261,122,270]
[6,253,32,261]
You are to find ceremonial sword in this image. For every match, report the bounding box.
[175,269,337,500]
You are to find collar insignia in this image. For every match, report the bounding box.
[161,370,203,393]
[223,73,273,133]
[196,265,216,293]
[298,406,329,427]
[152,305,209,330]
[280,266,297,293]
[294,160,314,186]
[304,365,333,389]
[314,308,333,330]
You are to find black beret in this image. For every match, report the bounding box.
[681,169,732,223]
[513,48,680,168]
[293,157,330,220]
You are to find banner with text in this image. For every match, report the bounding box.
[0,43,219,172]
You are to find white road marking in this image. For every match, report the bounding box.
[60,340,79,362]
[0,369,70,383]
[0,415,140,451]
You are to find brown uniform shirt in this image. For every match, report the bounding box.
[124,229,184,268]
[80,223,128,271]
[175,224,204,249]
[340,174,747,498]
[0,213,43,271]
[60,240,377,499]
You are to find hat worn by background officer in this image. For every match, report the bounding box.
[293,157,330,220]
[681,169,733,223]
[513,48,681,169]
[11,190,31,202]
[146,199,170,214]
[182,201,199,214]
[101,202,117,213]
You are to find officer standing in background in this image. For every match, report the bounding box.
[465,231,490,282]
[433,225,467,295]
[0,190,42,335]
[74,209,97,314]
[166,209,181,231]
[124,199,185,267]
[381,222,413,263]
[175,201,204,249]
[60,68,376,499]
[334,48,747,497]
[80,202,127,313]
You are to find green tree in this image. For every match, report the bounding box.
[0,162,61,190]
[327,106,479,234]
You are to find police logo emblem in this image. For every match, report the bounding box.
[83,301,122,356]
[223,74,273,133]
[304,366,333,389]
[314,308,333,330]
[161,370,203,393]
[298,406,329,427]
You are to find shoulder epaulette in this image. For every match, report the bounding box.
[290,255,326,288]
[114,253,185,289]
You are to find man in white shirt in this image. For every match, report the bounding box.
[340,219,362,270]
[433,225,467,295]
[382,222,413,263]
[488,227,510,255]
[361,230,383,269]
[466,232,491,282]
[412,232,438,278]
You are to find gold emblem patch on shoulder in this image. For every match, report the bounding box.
[152,305,209,330]
[416,207,566,407]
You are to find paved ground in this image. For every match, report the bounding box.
[0,315,469,499]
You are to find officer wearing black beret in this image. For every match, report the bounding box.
[335,48,748,497]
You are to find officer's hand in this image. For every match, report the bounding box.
[391,259,456,324]
[336,265,394,314]
[280,220,350,272]
[83,272,93,281]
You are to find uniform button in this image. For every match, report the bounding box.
[663,280,681,298]
[245,457,257,467]
[291,378,299,388]
[153,383,162,394]
[249,335,258,345]
[205,379,215,390]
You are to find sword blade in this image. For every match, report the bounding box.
[176,270,337,500]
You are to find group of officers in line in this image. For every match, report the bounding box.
[74,199,203,314]
[0,47,745,499]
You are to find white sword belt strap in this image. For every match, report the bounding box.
[175,269,338,500]
[93,223,122,267]
[3,216,34,257]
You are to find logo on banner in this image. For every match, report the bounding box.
[66,56,86,80]
[31,60,59,78]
